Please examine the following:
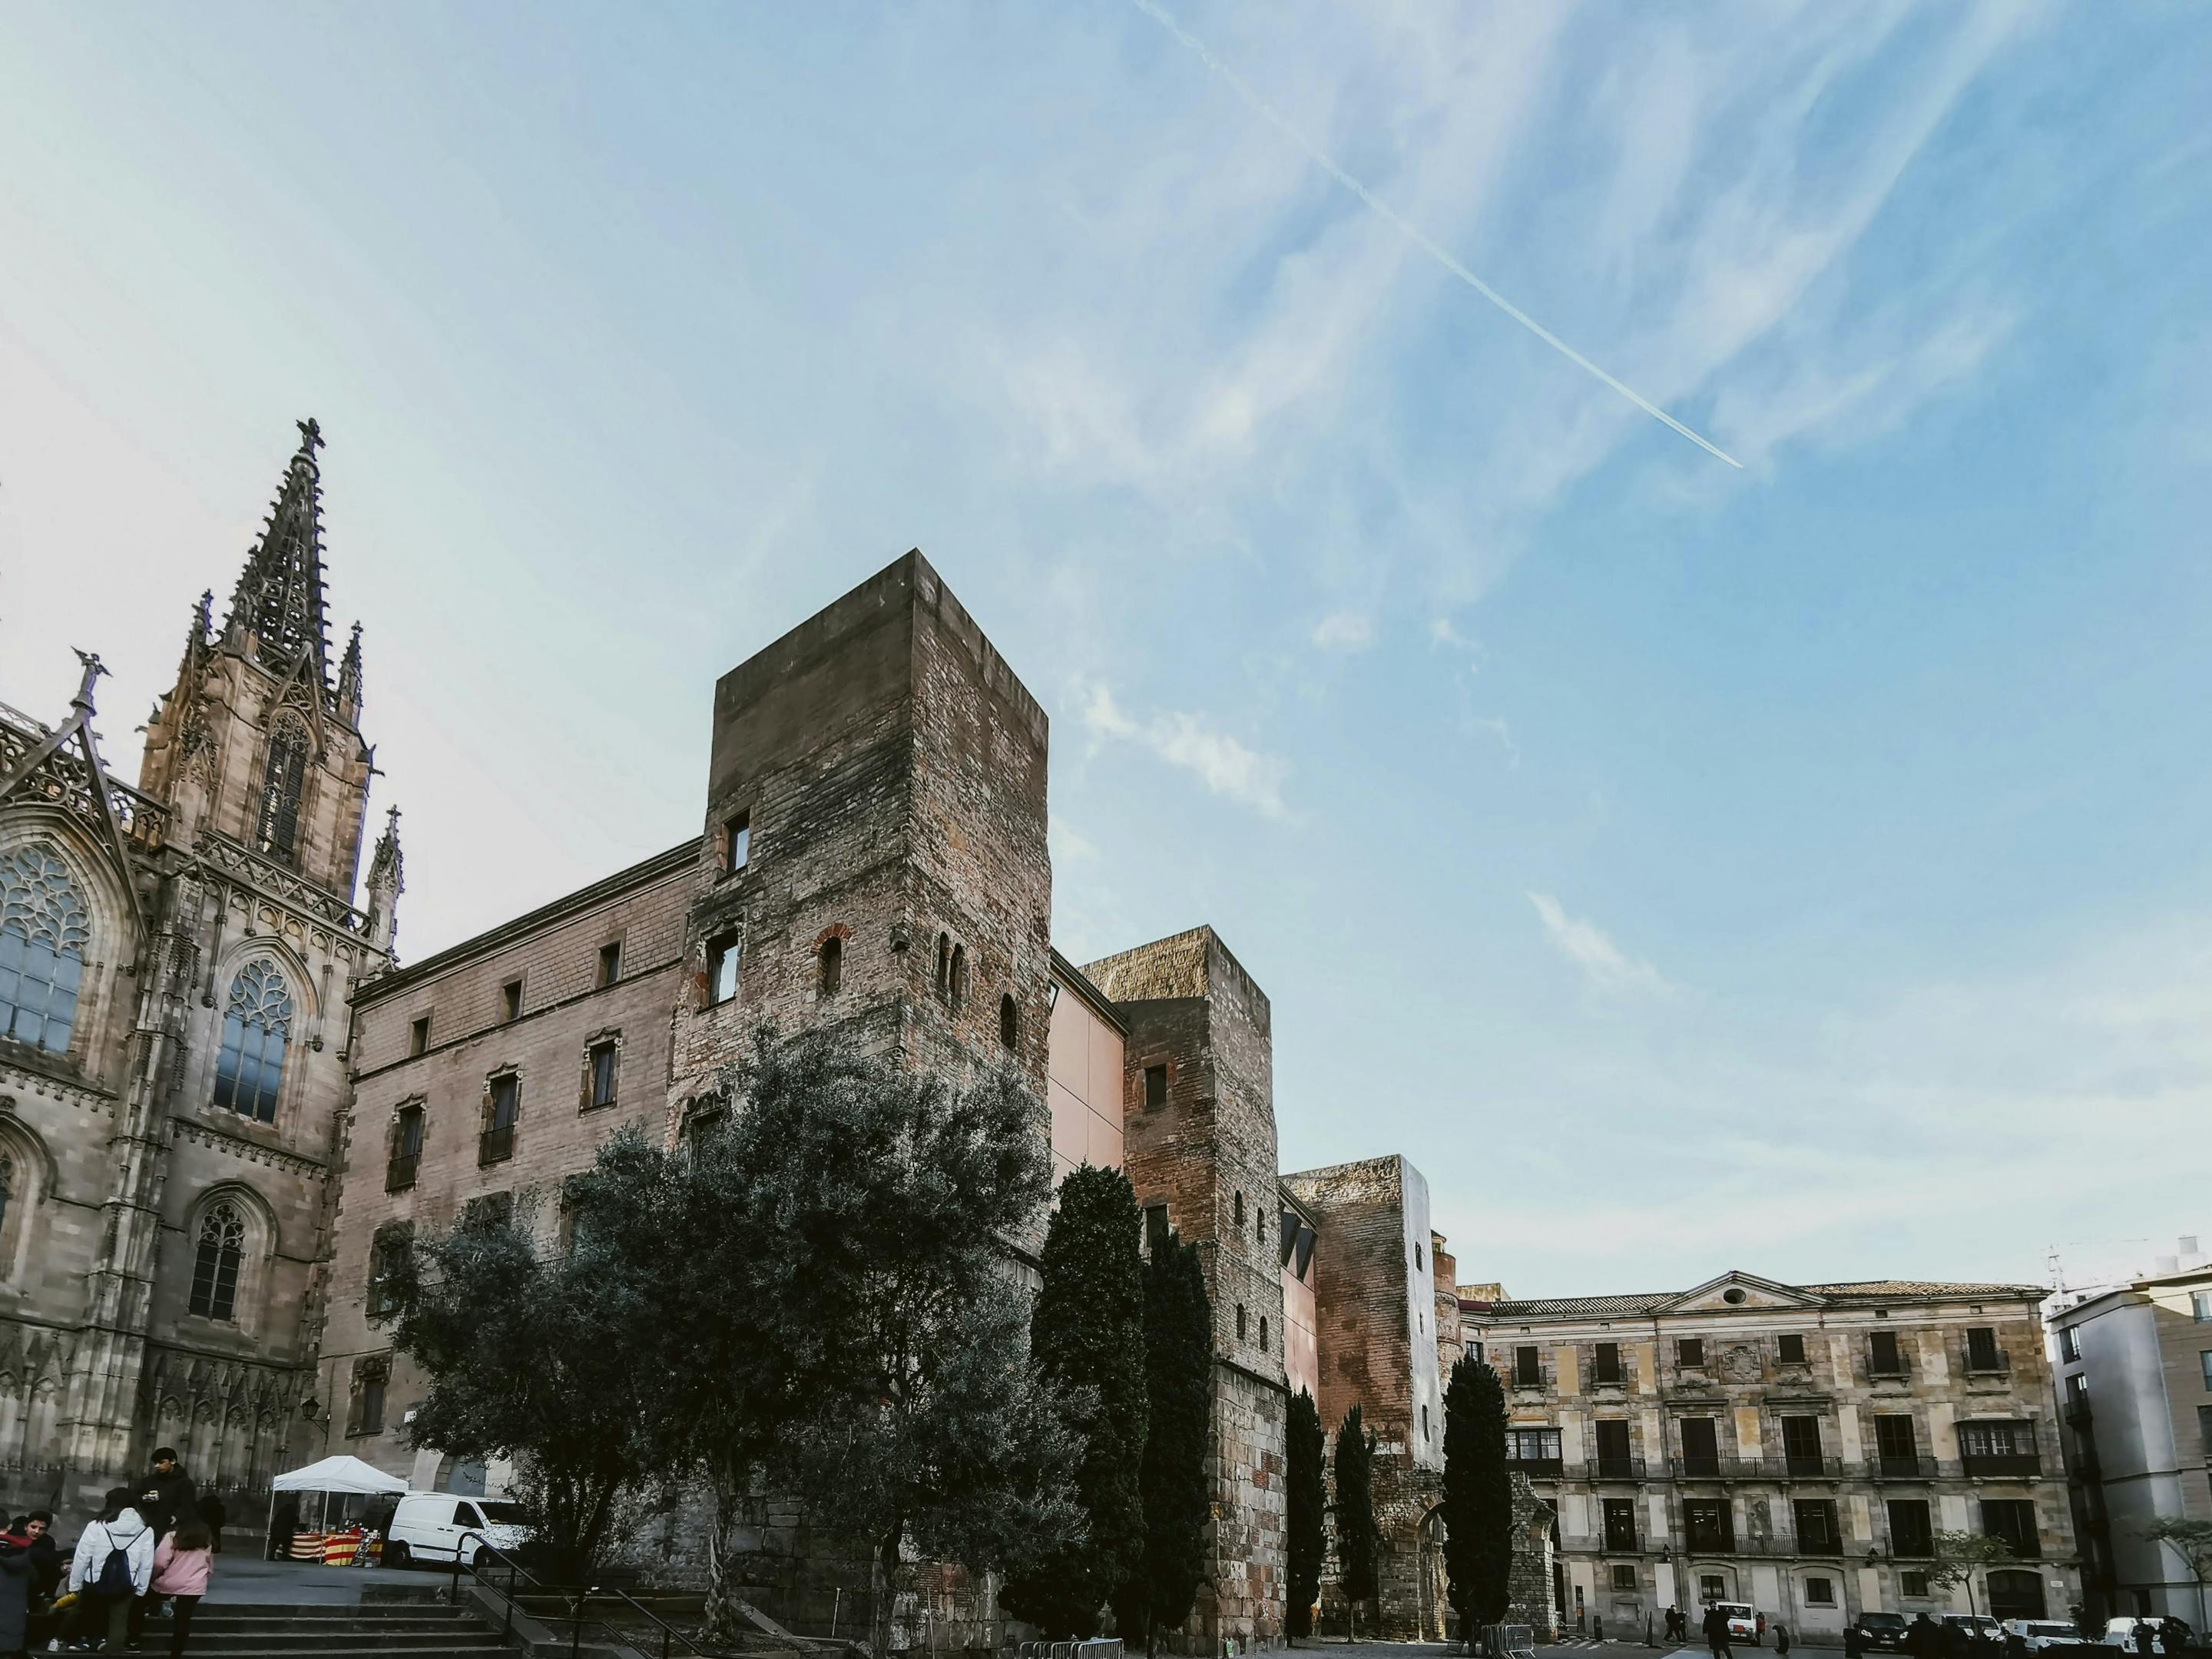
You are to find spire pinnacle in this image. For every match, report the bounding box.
[224,419,334,690]
[337,620,364,718]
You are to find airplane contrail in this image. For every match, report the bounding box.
[1127,0,1744,470]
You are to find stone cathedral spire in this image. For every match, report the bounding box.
[223,417,334,692]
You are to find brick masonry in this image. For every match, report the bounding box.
[1084,927,1290,1650]
[1281,1154,1447,1641]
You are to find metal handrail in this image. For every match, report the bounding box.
[447,1529,730,1659]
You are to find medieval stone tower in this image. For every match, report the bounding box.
[664,551,1054,1203]
[1084,927,1292,1646]
[0,420,395,1514]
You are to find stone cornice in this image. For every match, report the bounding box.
[171,1113,329,1180]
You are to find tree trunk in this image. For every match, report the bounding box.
[704,1481,746,1642]
[871,1517,905,1659]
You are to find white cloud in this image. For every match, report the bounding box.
[1310,610,1374,651]
[1464,713,1520,768]
[1077,677,1289,818]
[1528,891,1669,996]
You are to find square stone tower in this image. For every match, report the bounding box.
[665,551,1053,1211]
[1084,926,1290,1646]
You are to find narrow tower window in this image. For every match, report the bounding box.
[724,810,750,873]
[253,720,309,861]
[820,935,843,998]
[935,934,952,1001]
[949,943,967,1009]
[998,992,1017,1048]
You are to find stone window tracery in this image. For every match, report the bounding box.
[214,960,292,1122]
[190,1203,247,1321]
[0,840,90,1055]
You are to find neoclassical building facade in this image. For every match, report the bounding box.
[0,421,399,1517]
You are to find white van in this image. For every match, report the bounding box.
[382,1492,533,1568]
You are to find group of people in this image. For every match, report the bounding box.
[0,1448,222,1657]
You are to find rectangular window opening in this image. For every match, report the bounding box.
[724,811,750,873]
[1869,1329,1905,1376]
[2059,1326,2081,1362]
[1593,1341,1622,1385]
[480,1075,518,1165]
[598,941,622,987]
[1805,1578,1836,1608]
[1144,1063,1168,1109]
[409,1015,430,1057]
[588,1041,618,1111]
[1777,1333,1807,1366]
[501,979,522,1022]
[1677,1337,1705,1369]
[707,933,741,1005]
[1514,1345,1542,1387]
[1965,1326,2004,1371]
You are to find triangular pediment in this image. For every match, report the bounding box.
[1655,1271,1823,1313]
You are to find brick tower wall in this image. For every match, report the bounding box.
[1084,927,1290,1650]
[1281,1154,1445,1640]
[667,550,1051,1164]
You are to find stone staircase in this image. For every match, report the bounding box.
[140,1600,514,1659]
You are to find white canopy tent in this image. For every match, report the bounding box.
[267,1455,409,1554]
[271,1455,409,1496]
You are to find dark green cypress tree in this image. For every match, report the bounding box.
[1002,1165,1150,1637]
[1285,1387,1327,1639]
[1333,1404,1381,1635]
[1111,1233,1212,1656]
[1442,1353,1512,1638]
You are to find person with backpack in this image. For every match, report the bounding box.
[65,1488,154,1653]
[151,1521,214,1658]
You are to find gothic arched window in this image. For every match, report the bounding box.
[190,1203,247,1321]
[819,935,843,998]
[0,840,90,1055]
[0,1153,13,1250]
[213,961,293,1123]
[253,720,310,862]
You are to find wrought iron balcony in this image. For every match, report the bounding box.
[1507,1455,1565,1477]
[1590,1454,1647,1481]
[385,1154,419,1193]
[1869,1454,1939,1480]
[1960,1452,2042,1478]
[478,1124,515,1165]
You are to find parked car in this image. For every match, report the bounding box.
[1943,1616,2006,1643]
[1715,1603,1767,1646]
[1855,1612,1912,1652]
[382,1492,534,1569]
[2101,1618,2171,1649]
[2006,1621,2092,1651]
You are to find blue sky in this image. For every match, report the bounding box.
[4,2,2207,1297]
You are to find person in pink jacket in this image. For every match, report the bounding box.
[150,1521,214,1658]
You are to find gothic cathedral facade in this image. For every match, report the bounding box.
[0,421,400,1516]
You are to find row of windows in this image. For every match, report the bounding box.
[1503,1411,2037,1470]
[385,1040,622,1190]
[1503,1326,2008,1387]
[404,940,628,1060]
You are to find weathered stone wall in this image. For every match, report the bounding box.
[1084,927,1290,1650]
[1280,1154,1444,1640]
[319,844,694,1484]
[667,551,1052,1244]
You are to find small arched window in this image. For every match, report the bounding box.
[367,1224,412,1316]
[0,839,91,1055]
[214,961,293,1122]
[1260,1316,1270,1353]
[819,935,843,998]
[998,992,1018,1049]
[935,934,952,1002]
[1422,1403,1430,1439]
[1233,1191,1245,1229]
[1415,1240,1425,1270]
[190,1203,247,1321]
[0,1152,12,1251]
[949,943,967,1010]
[253,719,310,862]
[1236,1303,1248,1341]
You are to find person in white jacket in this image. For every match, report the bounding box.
[67,1488,154,1652]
